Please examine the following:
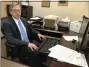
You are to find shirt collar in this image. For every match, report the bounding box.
[12,16,20,23]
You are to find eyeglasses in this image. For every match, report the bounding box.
[11,9,21,13]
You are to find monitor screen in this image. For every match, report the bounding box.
[78,15,89,51]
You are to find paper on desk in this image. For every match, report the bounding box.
[49,45,77,61]
[30,17,41,20]
[48,45,88,67]
[63,36,78,41]
[71,53,88,67]
[44,15,59,20]
[61,16,71,22]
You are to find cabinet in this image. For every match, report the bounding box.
[60,36,78,50]
[21,5,33,20]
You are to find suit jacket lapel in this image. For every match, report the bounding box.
[10,17,29,36]
[21,18,32,40]
[9,17,21,39]
[9,17,31,40]
[21,18,29,33]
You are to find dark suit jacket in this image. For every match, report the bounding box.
[2,16,39,47]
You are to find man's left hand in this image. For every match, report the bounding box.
[38,34,46,40]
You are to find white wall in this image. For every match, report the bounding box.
[29,2,89,21]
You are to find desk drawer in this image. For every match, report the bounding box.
[49,60,80,67]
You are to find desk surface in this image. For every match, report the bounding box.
[47,59,80,67]
[35,28,78,36]
[35,28,79,50]
[47,52,88,67]
[35,28,89,67]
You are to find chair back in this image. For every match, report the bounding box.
[1,17,19,60]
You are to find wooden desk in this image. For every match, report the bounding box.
[35,28,78,48]
[35,28,81,67]
[47,53,88,67]
[35,28,78,37]
[47,59,80,67]
[35,28,63,38]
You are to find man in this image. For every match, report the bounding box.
[2,3,46,67]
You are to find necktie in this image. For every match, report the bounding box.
[18,19,30,42]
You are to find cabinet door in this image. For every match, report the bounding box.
[21,5,27,19]
[21,5,33,20]
[27,6,33,20]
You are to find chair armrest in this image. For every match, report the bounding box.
[5,43,16,48]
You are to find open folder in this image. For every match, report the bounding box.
[48,45,88,67]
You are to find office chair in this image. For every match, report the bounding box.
[1,17,19,61]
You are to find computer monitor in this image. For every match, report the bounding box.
[78,15,89,52]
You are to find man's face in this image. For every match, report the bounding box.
[10,5,21,20]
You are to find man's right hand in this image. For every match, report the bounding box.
[28,43,38,51]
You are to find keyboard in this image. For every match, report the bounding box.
[38,37,58,53]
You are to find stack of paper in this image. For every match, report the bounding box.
[63,36,78,41]
[48,45,88,67]
[61,16,71,23]
[30,17,41,20]
[44,15,59,20]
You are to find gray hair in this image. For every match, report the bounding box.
[9,3,21,11]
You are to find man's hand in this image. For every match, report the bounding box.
[28,43,38,51]
[38,34,46,40]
